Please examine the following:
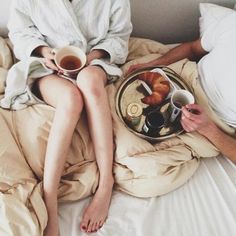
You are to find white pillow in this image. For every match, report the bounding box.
[199,3,235,37]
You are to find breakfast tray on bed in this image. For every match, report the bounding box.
[115,66,191,142]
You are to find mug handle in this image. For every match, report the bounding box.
[169,107,181,123]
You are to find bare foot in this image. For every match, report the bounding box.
[80,180,114,233]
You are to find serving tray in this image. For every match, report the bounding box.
[115,66,190,142]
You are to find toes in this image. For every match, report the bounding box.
[86,220,105,233]
[86,221,94,233]
[91,223,98,233]
[80,224,87,233]
[99,219,105,228]
[80,218,90,233]
[96,221,102,231]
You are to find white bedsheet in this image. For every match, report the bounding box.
[58,155,236,236]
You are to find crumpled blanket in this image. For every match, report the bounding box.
[0,36,234,236]
[0,58,53,109]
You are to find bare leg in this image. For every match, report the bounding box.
[77,66,114,233]
[36,75,84,236]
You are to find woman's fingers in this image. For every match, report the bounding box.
[46,52,55,60]
[44,58,58,71]
[41,47,58,70]
[40,46,55,60]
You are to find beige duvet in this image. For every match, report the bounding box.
[0,37,234,236]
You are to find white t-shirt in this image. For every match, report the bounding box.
[198,12,236,127]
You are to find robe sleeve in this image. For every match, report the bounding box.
[91,0,132,64]
[8,0,48,61]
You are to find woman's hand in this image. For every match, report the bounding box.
[86,49,109,65]
[180,103,216,136]
[34,46,58,71]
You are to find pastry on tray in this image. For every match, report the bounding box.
[137,72,170,106]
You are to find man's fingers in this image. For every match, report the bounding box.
[127,64,140,74]
[181,118,196,132]
[185,103,203,113]
[126,66,135,75]
[181,120,192,132]
[182,106,201,121]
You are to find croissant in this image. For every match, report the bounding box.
[137,72,170,105]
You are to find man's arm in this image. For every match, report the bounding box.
[181,104,236,163]
[155,41,236,162]
[128,39,208,73]
[204,124,236,162]
[151,39,207,65]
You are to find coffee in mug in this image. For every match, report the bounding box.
[168,89,195,123]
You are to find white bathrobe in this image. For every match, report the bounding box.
[8,0,132,63]
[1,0,132,109]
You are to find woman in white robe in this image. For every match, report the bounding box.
[7,0,132,235]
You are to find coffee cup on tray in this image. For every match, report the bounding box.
[168,89,195,123]
[52,45,87,78]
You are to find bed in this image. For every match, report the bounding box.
[0,1,236,236]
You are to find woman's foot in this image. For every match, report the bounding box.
[80,179,114,233]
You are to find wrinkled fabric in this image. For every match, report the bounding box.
[0,37,234,235]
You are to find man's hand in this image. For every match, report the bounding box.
[34,46,58,71]
[181,103,236,163]
[127,62,153,75]
[180,103,215,135]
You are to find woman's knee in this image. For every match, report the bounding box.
[76,66,107,98]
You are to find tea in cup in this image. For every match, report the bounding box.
[52,46,87,78]
[168,89,195,123]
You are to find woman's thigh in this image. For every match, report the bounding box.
[36,74,82,108]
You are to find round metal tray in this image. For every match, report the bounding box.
[115,66,190,142]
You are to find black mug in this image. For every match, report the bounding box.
[142,110,165,136]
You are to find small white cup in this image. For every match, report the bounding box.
[52,46,87,78]
[168,89,195,122]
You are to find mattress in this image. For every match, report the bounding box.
[58,154,236,236]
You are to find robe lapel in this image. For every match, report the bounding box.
[59,0,87,51]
